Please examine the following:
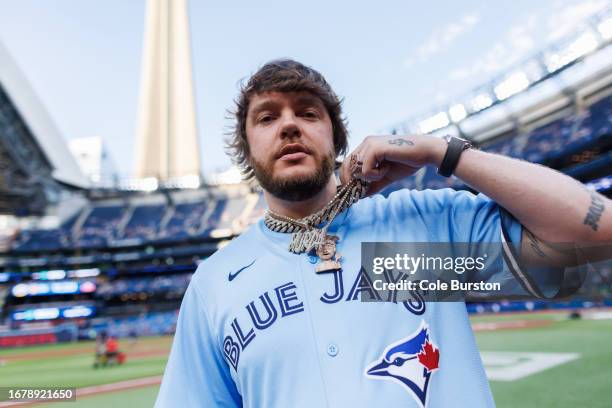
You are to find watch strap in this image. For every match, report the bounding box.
[437,136,471,177]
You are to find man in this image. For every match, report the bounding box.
[156,59,610,407]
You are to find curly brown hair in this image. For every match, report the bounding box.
[225,59,349,181]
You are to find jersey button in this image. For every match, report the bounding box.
[327,343,339,357]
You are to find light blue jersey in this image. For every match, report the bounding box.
[156,188,527,408]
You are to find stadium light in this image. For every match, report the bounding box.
[494,71,530,101]
[12,283,28,297]
[210,166,244,185]
[585,175,612,192]
[418,112,450,134]
[32,270,66,280]
[69,268,100,278]
[597,17,612,40]
[522,59,547,83]
[448,104,467,122]
[140,177,159,191]
[63,306,94,318]
[119,177,159,191]
[13,308,61,321]
[172,175,200,189]
[469,93,493,112]
[545,31,599,72]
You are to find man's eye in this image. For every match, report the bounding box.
[258,115,274,123]
[302,111,319,119]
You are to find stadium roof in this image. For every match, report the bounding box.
[0,39,89,189]
[391,8,612,139]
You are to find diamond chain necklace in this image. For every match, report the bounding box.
[263,156,369,272]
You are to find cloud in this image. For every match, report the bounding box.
[403,12,480,67]
[447,0,608,82]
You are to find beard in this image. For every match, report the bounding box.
[251,151,335,202]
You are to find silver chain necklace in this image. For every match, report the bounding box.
[264,156,369,273]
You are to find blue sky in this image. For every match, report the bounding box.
[0,0,607,178]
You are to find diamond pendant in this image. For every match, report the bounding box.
[289,229,321,254]
[314,234,342,273]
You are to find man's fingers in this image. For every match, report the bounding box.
[363,164,388,182]
[340,150,365,184]
[361,151,388,181]
[340,153,358,184]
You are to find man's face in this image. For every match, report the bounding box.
[245,91,336,201]
[317,239,336,260]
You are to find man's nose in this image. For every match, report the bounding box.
[279,113,301,139]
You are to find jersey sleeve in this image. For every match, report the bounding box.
[388,188,521,243]
[155,281,242,408]
[387,188,552,298]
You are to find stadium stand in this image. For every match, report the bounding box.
[76,203,126,248]
[123,203,167,241]
[84,310,179,339]
[5,92,609,253]
[0,30,610,348]
[383,93,612,195]
[6,191,260,251]
[199,198,227,236]
[202,196,249,237]
[96,274,191,300]
[12,212,79,252]
[157,201,208,241]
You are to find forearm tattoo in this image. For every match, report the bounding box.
[583,191,605,231]
[388,138,414,147]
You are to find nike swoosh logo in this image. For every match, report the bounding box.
[228,259,257,281]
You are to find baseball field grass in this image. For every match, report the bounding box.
[473,310,612,408]
[0,310,609,407]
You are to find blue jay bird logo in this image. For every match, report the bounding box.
[365,321,440,407]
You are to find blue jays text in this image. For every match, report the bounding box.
[223,268,426,371]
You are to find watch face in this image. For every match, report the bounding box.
[444,135,472,150]
[459,137,472,149]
